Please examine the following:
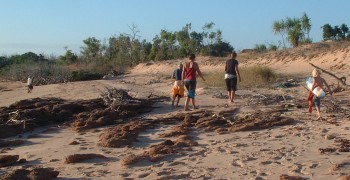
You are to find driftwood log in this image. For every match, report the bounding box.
[309,63,349,87]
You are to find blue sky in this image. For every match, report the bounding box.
[1,0,349,56]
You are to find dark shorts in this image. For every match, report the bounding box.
[225,78,237,91]
[184,80,196,98]
[313,96,321,107]
[28,84,33,90]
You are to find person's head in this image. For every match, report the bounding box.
[178,63,183,69]
[189,53,196,61]
[312,68,320,77]
[231,52,237,59]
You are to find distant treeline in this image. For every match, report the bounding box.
[0,22,235,82]
[74,22,234,70]
[1,19,349,83]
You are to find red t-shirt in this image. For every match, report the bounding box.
[184,63,196,80]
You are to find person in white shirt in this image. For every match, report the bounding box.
[27,76,33,93]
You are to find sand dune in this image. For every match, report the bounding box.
[0,42,350,179]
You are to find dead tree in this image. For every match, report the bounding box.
[309,63,349,89]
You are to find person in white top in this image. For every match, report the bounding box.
[27,76,33,93]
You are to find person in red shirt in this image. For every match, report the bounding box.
[182,54,205,111]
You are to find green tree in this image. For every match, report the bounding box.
[148,35,162,61]
[272,20,287,48]
[333,25,342,40]
[0,56,11,68]
[284,17,303,47]
[301,13,311,40]
[273,14,311,48]
[176,23,192,56]
[81,37,101,63]
[211,41,234,57]
[273,20,287,48]
[339,23,349,40]
[190,31,203,53]
[254,44,267,53]
[322,24,333,41]
[202,22,215,42]
[59,48,77,64]
[160,29,177,59]
[140,40,152,63]
[107,34,131,67]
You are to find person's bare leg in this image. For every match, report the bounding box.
[171,96,175,107]
[316,106,321,119]
[184,97,190,111]
[176,97,181,107]
[192,98,197,109]
[227,91,231,103]
[230,90,235,103]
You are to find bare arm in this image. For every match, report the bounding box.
[171,71,175,79]
[181,65,186,81]
[235,64,241,82]
[195,63,205,81]
[323,78,332,96]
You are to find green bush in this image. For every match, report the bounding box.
[71,70,104,81]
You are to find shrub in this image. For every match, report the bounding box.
[1,62,72,84]
[254,44,267,53]
[71,70,104,81]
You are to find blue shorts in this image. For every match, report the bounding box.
[313,96,321,107]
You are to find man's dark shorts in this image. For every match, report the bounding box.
[28,84,33,90]
[184,80,196,98]
[225,77,237,91]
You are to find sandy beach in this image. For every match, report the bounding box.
[1,43,350,179]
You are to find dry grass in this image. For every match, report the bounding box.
[200,66,277,89]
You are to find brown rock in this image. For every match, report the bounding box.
[0,155,19,167]
[0,167,59,180]
[68,141,80,145]
[64,154,106,164]
[279,174,306,180]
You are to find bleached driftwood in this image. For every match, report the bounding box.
[309,63,349,87]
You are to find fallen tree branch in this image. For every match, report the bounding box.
[309,63,349,87]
